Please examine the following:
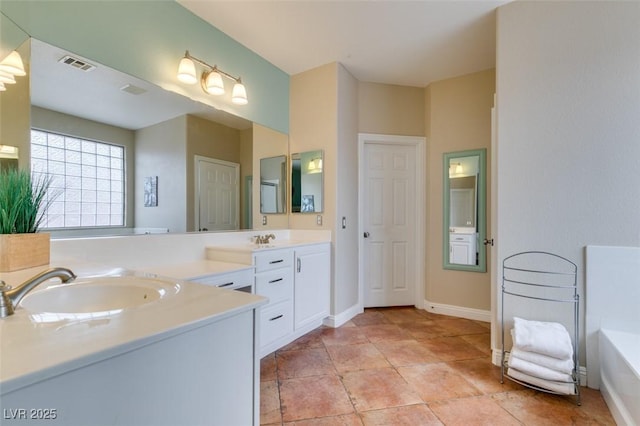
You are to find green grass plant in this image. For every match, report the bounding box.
[0,169,54,234]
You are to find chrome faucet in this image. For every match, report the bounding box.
[254,234,276,245]
[0,267,76,318]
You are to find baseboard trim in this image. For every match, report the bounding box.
[424,299,491,323]
[324,303,363,328]
[491,348,588,386]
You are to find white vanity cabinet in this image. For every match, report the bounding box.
[206,241,331,357]
[254,248,295,351]
[449,232,477,265]
[294,243,330,331]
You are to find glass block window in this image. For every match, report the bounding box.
[30,129,125,228]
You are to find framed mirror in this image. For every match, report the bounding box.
[260,155,287,214]
[443,149,486,272]
[291,150,323,213]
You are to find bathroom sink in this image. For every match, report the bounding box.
[20,276,180,318]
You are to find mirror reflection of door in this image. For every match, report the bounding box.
[260,155,286,214]
[196,156,239,232]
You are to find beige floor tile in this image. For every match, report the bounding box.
[285,413,363,425]
[341,368,423,412]
[374,339,440,367]
[280,375,354,422]
[397,362,482,402]
[260,379,282,425]
[359,324,414,343]
[277,347,336,380]
[326,343,390,372]
[321,326,369,346]
[419,336,487,361]
[360,404,443,426]
[429,395,521,426]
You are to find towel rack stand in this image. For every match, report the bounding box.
[501,251,581,405]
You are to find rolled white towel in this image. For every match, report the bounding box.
[508,353,574,382]
[512,317,573,360]
[507,367,576,395]
[510,346,574,374]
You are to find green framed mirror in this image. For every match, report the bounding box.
[443,149,487,272]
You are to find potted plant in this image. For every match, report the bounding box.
[0,168,55,272]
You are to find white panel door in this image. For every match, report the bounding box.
[196,156,239,232]
[363,143,416,307]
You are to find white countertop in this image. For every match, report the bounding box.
[138,260,253,281]
[0,264,266,394]
[0,231,330,394]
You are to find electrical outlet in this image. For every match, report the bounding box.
[262,215,267,226]
[316,215,322,226]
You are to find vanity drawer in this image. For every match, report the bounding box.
[256,268,293,303]
[260,300,293,347]
[449,233,475,243]
[189,268,254,291]
[254,249,293,273]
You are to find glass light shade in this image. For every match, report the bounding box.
[204,70,225,95]
[455,164,463,174]
[0,51,26,76]
[177,57,197,84]
[231,82,248,105]
[0,70,16,84]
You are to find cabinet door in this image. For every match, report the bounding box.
[294,245,330,330]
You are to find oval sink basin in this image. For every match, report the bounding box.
[21,276,180,321]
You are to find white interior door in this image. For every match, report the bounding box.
[362,142,417,307]
[196,156,239,232]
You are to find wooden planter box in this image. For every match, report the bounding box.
[0,233,50,272]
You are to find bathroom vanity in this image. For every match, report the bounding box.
[207,241,330,356]
[0,229,331,425]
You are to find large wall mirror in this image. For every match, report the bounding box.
[443,149,486,272]
[260,155,287,214]
[291,150,323,213]
[0,36,291,236]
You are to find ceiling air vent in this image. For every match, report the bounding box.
[58,55,96,72]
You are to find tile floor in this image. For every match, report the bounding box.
[260,307,615,425]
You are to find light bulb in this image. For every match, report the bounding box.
[231,81,248,105]
[177,56,197,85]
[204,70,225,95]
[0,51,26,76]
[0,70,16,84]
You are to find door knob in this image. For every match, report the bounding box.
[202,228,208,232]
[363,232,370,238]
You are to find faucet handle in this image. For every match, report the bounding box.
[0,281,11,292]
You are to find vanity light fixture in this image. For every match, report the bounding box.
[0,70,16,85]
[0,50,26,76]
[308,158,323,174]
[177,50,248,105]
[449,162,463,177]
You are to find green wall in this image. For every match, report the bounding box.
[0,0,289,134]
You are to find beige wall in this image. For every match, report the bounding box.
[425,69,495,311]
[135,115,187,232]
[358,82,425,136]
[252,123,289,230]
[31,106,136,229]
[186,115,242,232]
[289,63,337,232]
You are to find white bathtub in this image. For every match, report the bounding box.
[599,328,640,426]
